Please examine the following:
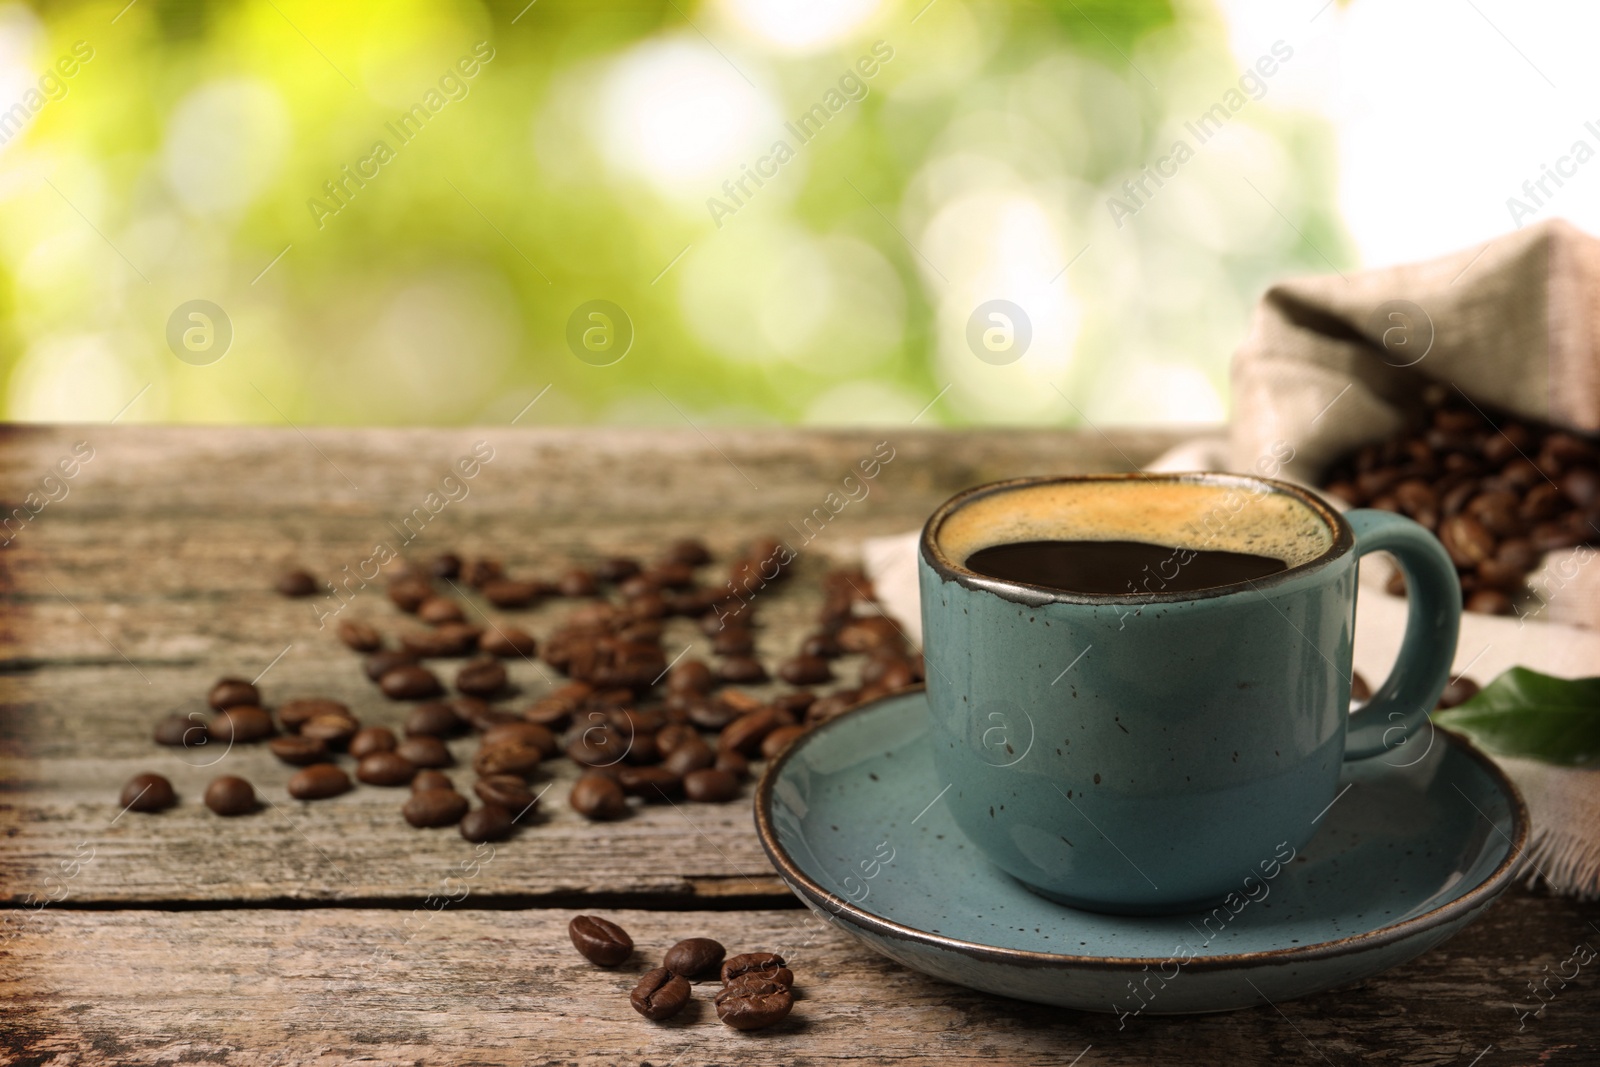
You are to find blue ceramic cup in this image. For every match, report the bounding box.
[918,473,1461,914]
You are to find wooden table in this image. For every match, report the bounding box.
[3,425,1596,1066]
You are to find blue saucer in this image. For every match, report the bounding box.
[755,688,1527,1014]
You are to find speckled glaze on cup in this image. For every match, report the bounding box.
[918,473,1462,914]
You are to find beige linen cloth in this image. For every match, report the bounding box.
[865,219,1600,897]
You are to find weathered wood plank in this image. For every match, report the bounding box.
[4,901,1598,1066]
[0,426,1178,905]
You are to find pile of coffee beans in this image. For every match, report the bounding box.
[568,915,795,1031]
[126,537,922,842]
[1320,385,1600,615]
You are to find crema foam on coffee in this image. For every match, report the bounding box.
[937,479,1334,585]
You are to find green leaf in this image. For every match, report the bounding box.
[1434,667,1600,767]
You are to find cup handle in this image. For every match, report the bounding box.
[1343,508,1463,760]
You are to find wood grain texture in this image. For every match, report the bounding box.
[4,425,1597,1065]
[4,902,1599,1067]
[1,425,1175,906]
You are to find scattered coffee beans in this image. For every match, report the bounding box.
[349,725,398,758]
[207,677,259,710]
[569,772,628,820]
[715,976,794,1030]
[664,937,726,980]
[456,658,508,698]
[396,735,453,769]
[412,769,455,793]
[631,967,692,1021]
[480,626,537,658]
[403,788,469,828]
[208,706,276,743]
[380,665,444,701]
[204,776,257,816]
[473,774,537,813]
[405,701,468,738]
[357,751,418,787]
[722,952,793,987]
[269,735,330,766]
[459,803,514,843]
[120,773,176,813]
[568,914,634,966]
[275,568,318,597]
[337,619,383,652]
[287,764,352,801]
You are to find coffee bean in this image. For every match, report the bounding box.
[400,624,482,658]
[568,914,634,966]
[712,628,755,656]
[566,725,630,767]
[630,967,692,1021]
[208,706,276,743]
[715,976,794,1030]
[357,751,418,787]
[349,726,398,759]
[459,804,514,843]
[208,677,259,710]
[412,769,455,793]
[719,707,793,757]
[388,574,434,613]
[153,713,206,747]
[714,749,749,779]
[800,632,841,659]
[276,568,318,597]
[480,626,537,659]
[1440,514,1496,568]
[381,665,445,701]
[481,578,543,609]
[1349,671,1372,703]
[655,722,699,755]
[458,558,502,588]
[1531,520,1584,551]
[397,735,453,769]
[569,773,628,820]
[684,768,740,802]
[556,568,596,598]
[456,658,508,699]
[662,737,715,777]
[300,714,360,748]
[473,740,544,778]
[288,764,352,801]
[664,937,725,979]
[1562,467,1600,509]
[406,701,468,739]
[837,617,904,654]
[430,551,462,579]
[667,660,714,696]
[363,650,418,683]
[403,788,469,828]
[417,597,466,625]
[760,724,808,760]
[722,951,793,987]
[1466,491,1521,538]
[337,619,383,652]
[269,735,330,766]
[807,689,860,724]
[686,699,738,730]
[644,560,696,589]
[1467,589,1514,615]
[278,697,351,732]
[715,656,768,685]
[204,776,257,816]
[474,774,537,813]
[618,766,682,802]
[1475,557,1526,593]
[1496,537,1541,573]
[483,721,559,758]
[1438,676,1481,709]
[777,655,832,686]
[120,773,176,813]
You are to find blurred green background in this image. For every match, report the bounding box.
[0,0,1351,426]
